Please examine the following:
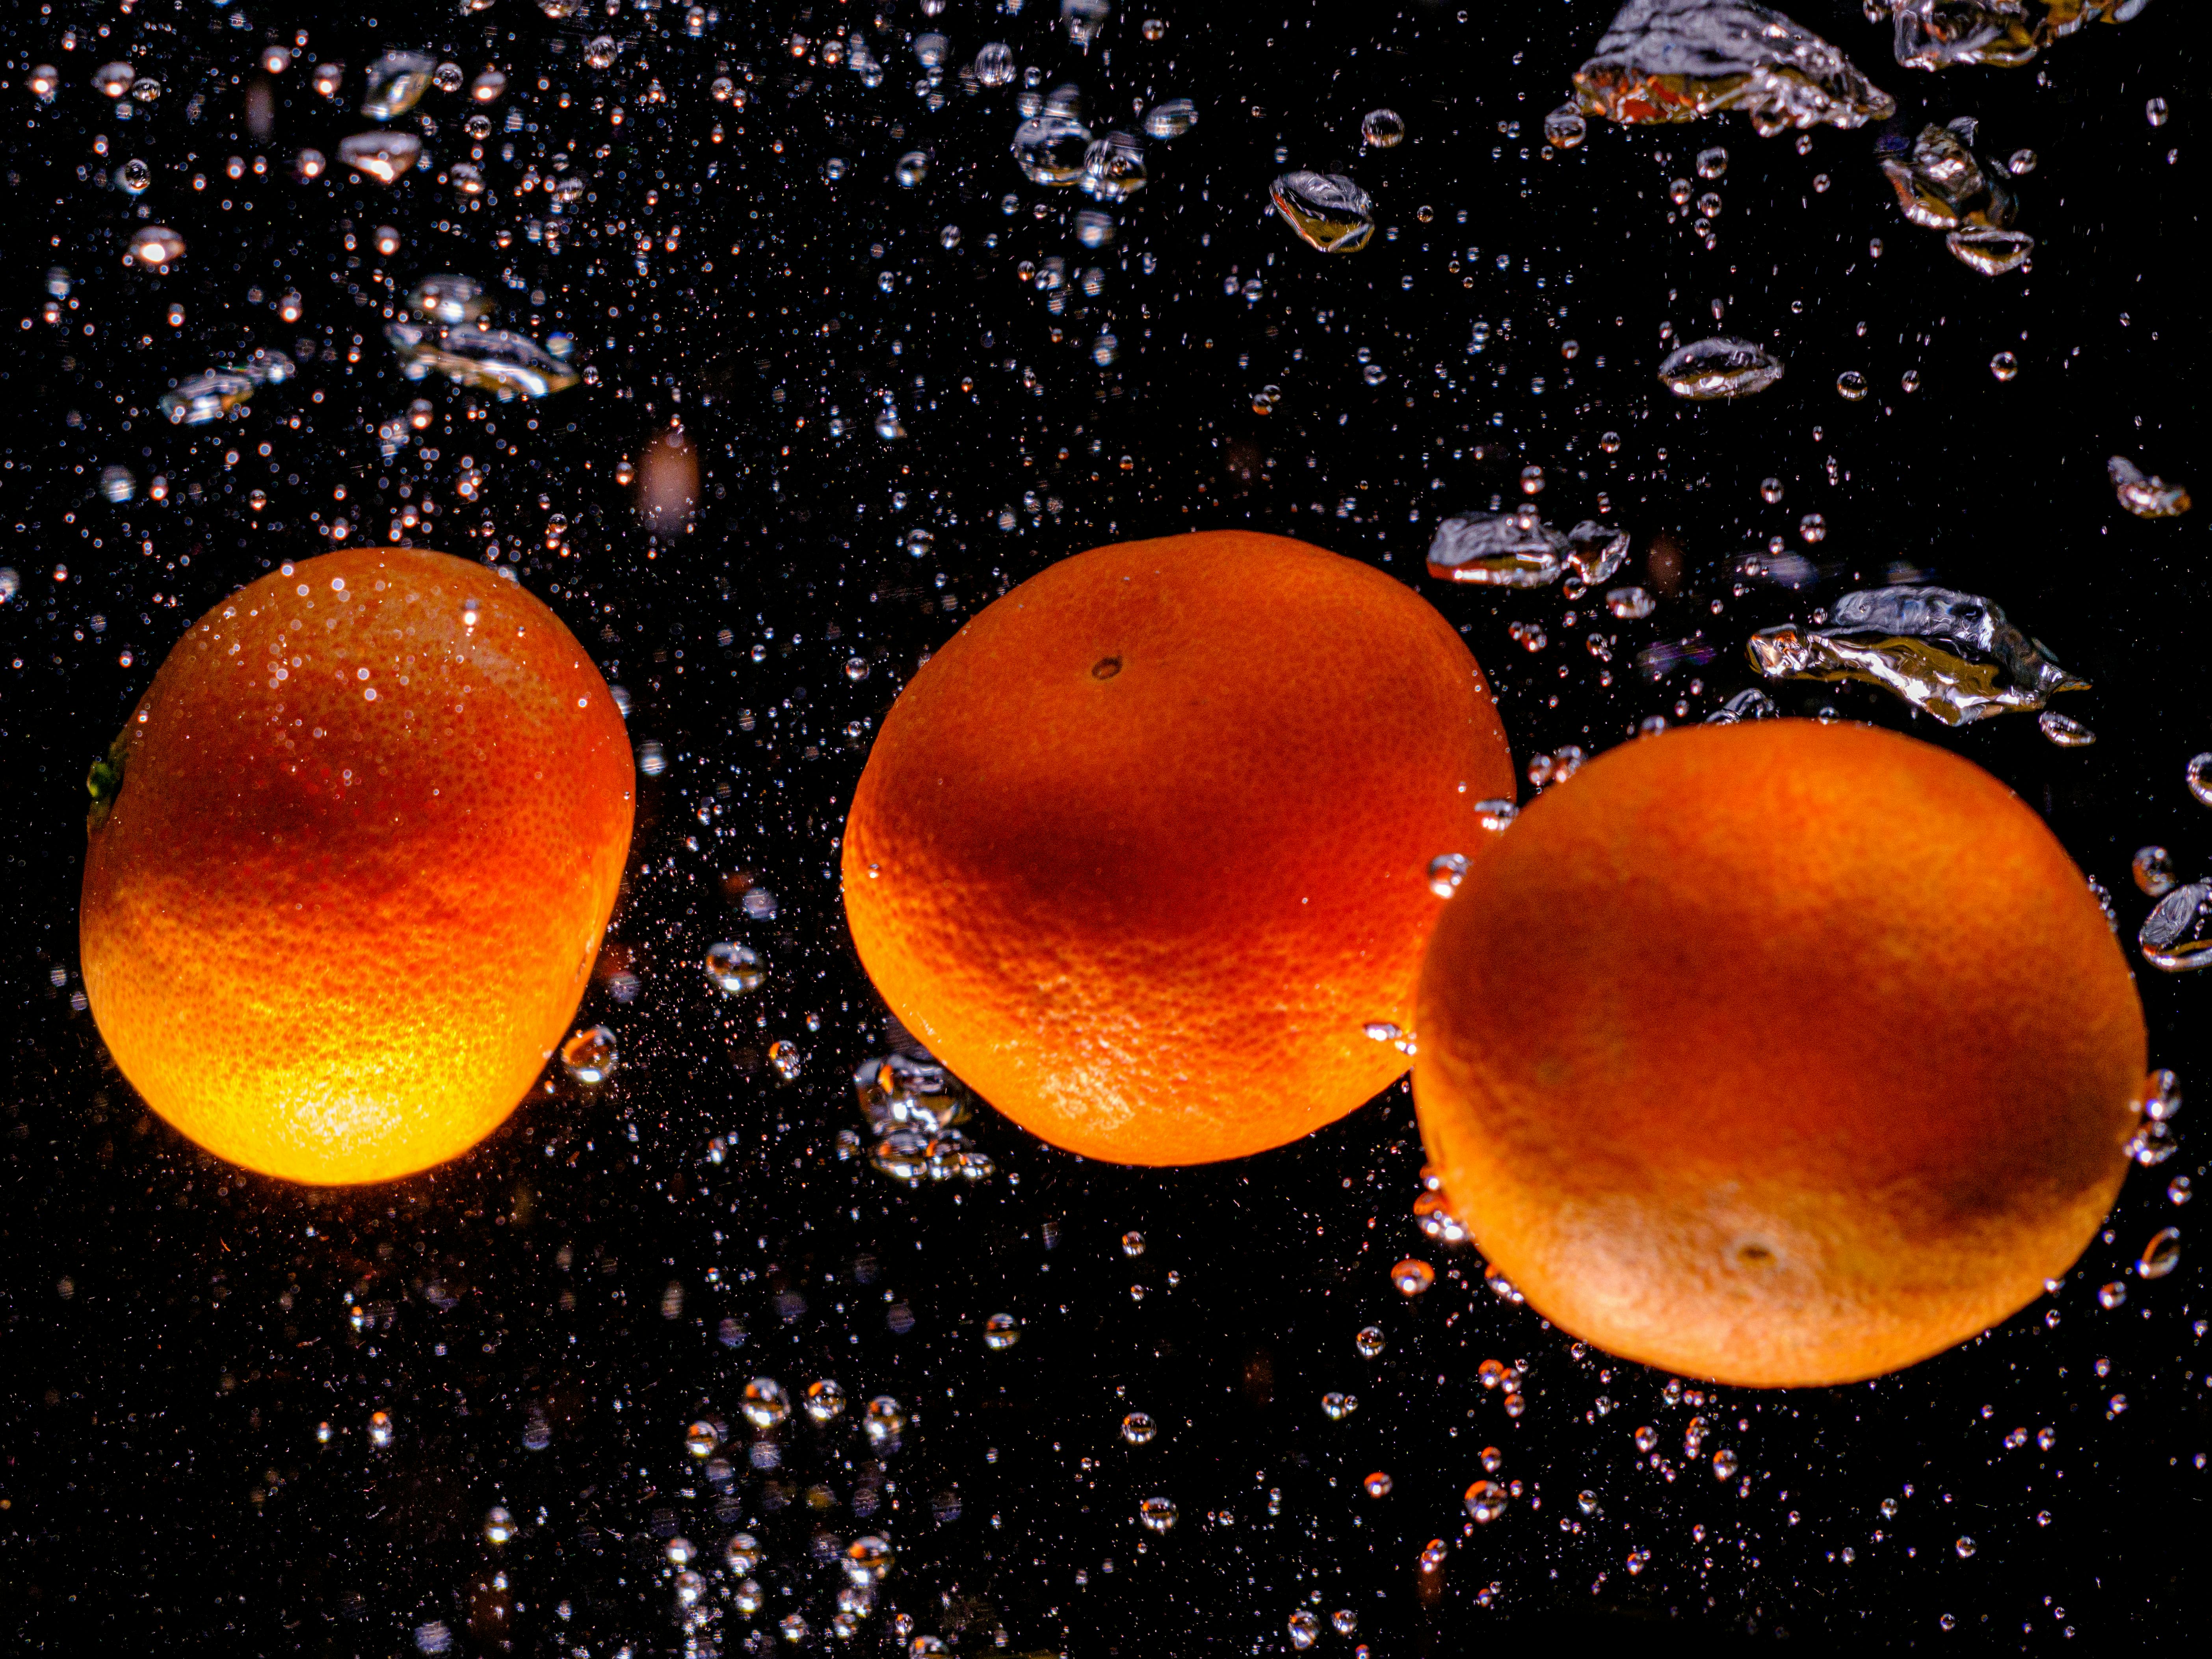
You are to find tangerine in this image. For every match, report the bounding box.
[1414,719,2146,1387]
[79,547,634,1185]
[841,529,1515,1164]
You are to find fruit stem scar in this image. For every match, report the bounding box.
[86,731,132,832]
[1091,655,1123,681]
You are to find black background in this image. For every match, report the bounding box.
[1,0,2205,1652]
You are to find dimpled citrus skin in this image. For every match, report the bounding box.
[80,547,634,1185]
[1415,720,2145,1387]
[841,530,1516,1165]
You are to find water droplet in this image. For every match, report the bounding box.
[560,1026,617,1084]
[1361,108,1405,149]
[1464,1480,1509,1524]
[704,941,765,995]
[1121,1410,1156,1445]
[1138,1495,1178,1533]
[1391,1259,1435,1296]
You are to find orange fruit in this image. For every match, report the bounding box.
[1415,719,2146,1387]
[841,529,1516,1165]
[79,547,634,1185]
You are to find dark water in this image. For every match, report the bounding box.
[1,1,2203,1652]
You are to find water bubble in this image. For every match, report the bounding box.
[1355,1325,1386,1359]
[1121,1410,1157,1445]
[1658,338,1785,400]
[1800,513,1828,543]
[723,1532,762,1575]
[1607,586,1656,621]
[1543,105,1588,149]
[98,465,136,504]
[337,131,423,185]
[732,1579,765,1615]
[113,157,153,195]
[1143,98,1199,141]
[844,1535,895,1584]
[975,43,1017,87]
[1836,370,1869,401]
[2097,1280,2129,1311]
[408,274,489,324]
[1428,852,1469,898]
[26,65,58,102]
[2039,711,2095,748]
[2140,882,2212,973]
[560,1027,617,1084]
[2186,753,2212,809]
[698,939,767,998]
[863,1395,906,1447]
[1697,146,1729,179]
[1428,509,1569,587]
[368,1410,394,1449]
[1362,108,1406,148]
[2138,1226,2182,1280]
[296,149,327,181]
[769,1040,804,1081]
[896,151,931,188]
[984,1312,1022,1349]
[1012,111,1093,185]
[1391,1258,1435,1296]
[1363,1471,1394,1499]
[1990,351,2020,381]
[1415,1189,1471,1245]
[741,1377,790,1430]
[92,61,137,99]
[2147,97,2168,128]
[1713,1448,1740,1480]
[1760,477,1785,504]
[1464,1480,1509,1523]
[1064,0,1113,48]
[1138,1495,1178,1533]
[1572,4,1894,135]
[361,52,436,119]
[1270,171,1375,254]
[2134,847,2178,899]
[1955,1536,1977,1559]
[127,226,186,269]
[2108,456,2192,520]
[1321,1391,1359,1421]
[472,69,507,103]
[483,1504,515,1544]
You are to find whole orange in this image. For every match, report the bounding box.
[841,529,1516,1164]
[80,547,634,1185]
[1415,720,2146,1387]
